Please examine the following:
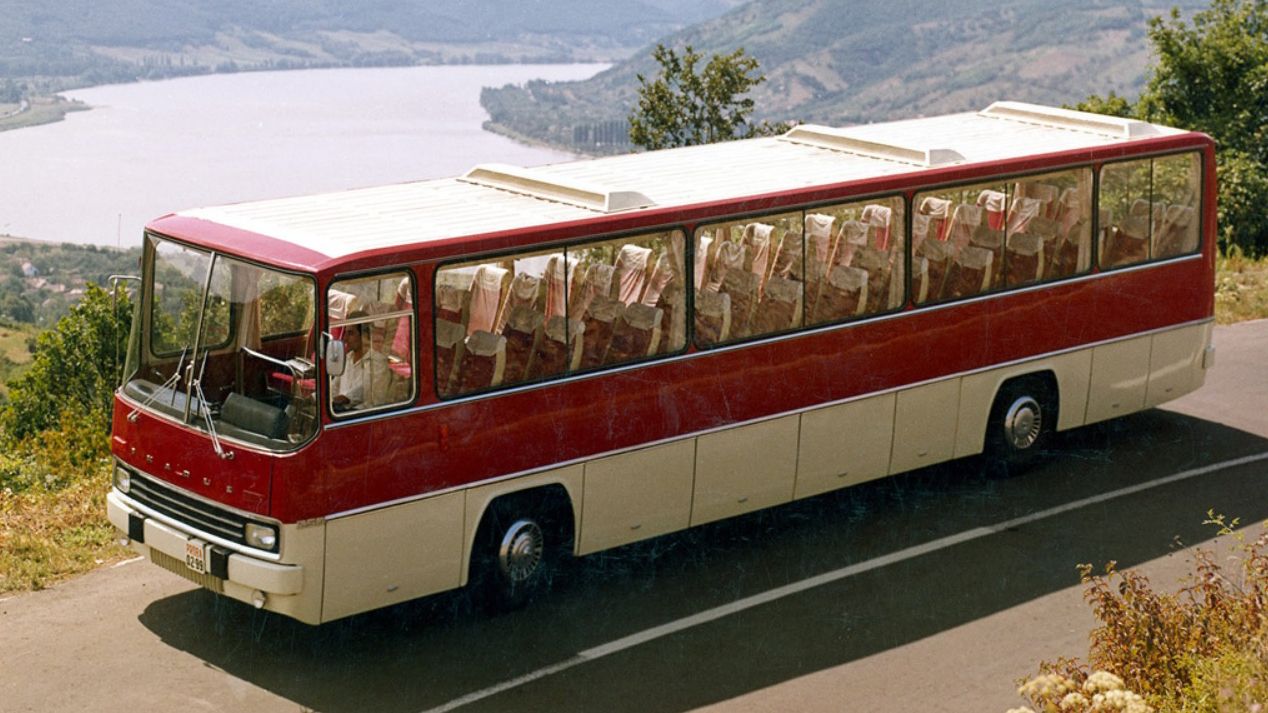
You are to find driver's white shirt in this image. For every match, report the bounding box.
[331,349,391,409]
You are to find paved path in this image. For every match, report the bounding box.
[2,320,1266,713]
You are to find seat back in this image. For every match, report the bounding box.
[812,264,867,323]
[580,295,624,369]
[861,203,893,250]
[942,245,994,300]
[434,319,466,397]
[1004,232,1044,287]
[532,316,584,376]
[502,305,544,384]
[466,265,508,336]
[614,244,653,305]
[694,289,732,345]
[456,330,506,393]
[977,190,1008,231]
[918,235,956,300]
[752,275,803,334]
[608,303,663,363]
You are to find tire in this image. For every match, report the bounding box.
[984,377,1055,475]
[469,498,562,612]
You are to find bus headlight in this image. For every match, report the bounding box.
[245,523,278,551]
[113,465,131,494]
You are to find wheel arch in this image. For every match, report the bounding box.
[459,466,582,586]
[955,360,1075,458]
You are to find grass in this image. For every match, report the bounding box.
[0,462,128,594]
[1215,249,1268,324]
[0,321,37,400]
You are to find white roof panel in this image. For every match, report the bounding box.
[176,102,1189,260]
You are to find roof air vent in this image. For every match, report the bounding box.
[459,164,655,213]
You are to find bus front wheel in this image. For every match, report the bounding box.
[985,377,1055,474]
[469,497,564,611]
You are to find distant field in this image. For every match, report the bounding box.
[0,322,37,399]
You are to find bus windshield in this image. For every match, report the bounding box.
[122,234,319,450]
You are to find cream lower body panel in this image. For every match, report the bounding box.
[578,440,695,555]
[1146,322,1211,408]
[690,415,799,527]
[796,394,895,499]
[323,491,465,621]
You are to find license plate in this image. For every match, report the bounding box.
[185,539,208,574]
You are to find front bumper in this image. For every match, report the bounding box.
[107,490,311,619]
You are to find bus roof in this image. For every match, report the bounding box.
[165,101,1190,265]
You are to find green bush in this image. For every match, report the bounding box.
[0,284,130,444]
[1215,150,1268,256]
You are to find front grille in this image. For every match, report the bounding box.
[128,471,249,547]
[150,548,225,593]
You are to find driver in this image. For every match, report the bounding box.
[330,310,391,412]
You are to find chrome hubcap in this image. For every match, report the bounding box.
[1004,396,1042,450]
[498,519,544,584]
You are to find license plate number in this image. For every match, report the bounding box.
[185,539,207,574]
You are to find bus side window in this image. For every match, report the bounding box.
[436,250,554,396]
[433,229,687,398]
[805,195,905,325]
[914,182,1005,302]
[694,211,803,345]
[1152,153,1201,259]
[1008,167,1093,284]
[1099,159,1154,269]
[571,230,687,369]
[328,271,415,415]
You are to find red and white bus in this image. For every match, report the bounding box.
[108,102,1215,624]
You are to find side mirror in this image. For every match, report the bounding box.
[324,335,346,377]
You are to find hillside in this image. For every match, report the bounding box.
[480,0,1207,153]
[0,0,739,95]
[0,236,140,328]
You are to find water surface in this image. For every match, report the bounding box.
[0,64,602,247]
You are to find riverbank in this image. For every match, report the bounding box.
[0,96,89,133]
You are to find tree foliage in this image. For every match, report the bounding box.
[628,44,787,150]
[1079,0,1268,255]
[0,284,132,443]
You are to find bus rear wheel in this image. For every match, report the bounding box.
[985,378,1055,474]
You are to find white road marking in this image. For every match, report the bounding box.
[112,556,144,569]
[421,450,1268,713]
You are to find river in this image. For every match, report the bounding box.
[0,64,604,247]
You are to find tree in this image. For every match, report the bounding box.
[1078,0,1268,254]
[1142,0,1268,255]
[628,44,787,150]
[1,284,132,442]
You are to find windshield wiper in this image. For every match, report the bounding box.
[190,348,233,461]
[127,347,187,423]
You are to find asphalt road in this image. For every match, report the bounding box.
[3,319,1266,713]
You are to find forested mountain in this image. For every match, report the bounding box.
[481,0,1208,153]
[0,0,738,92]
